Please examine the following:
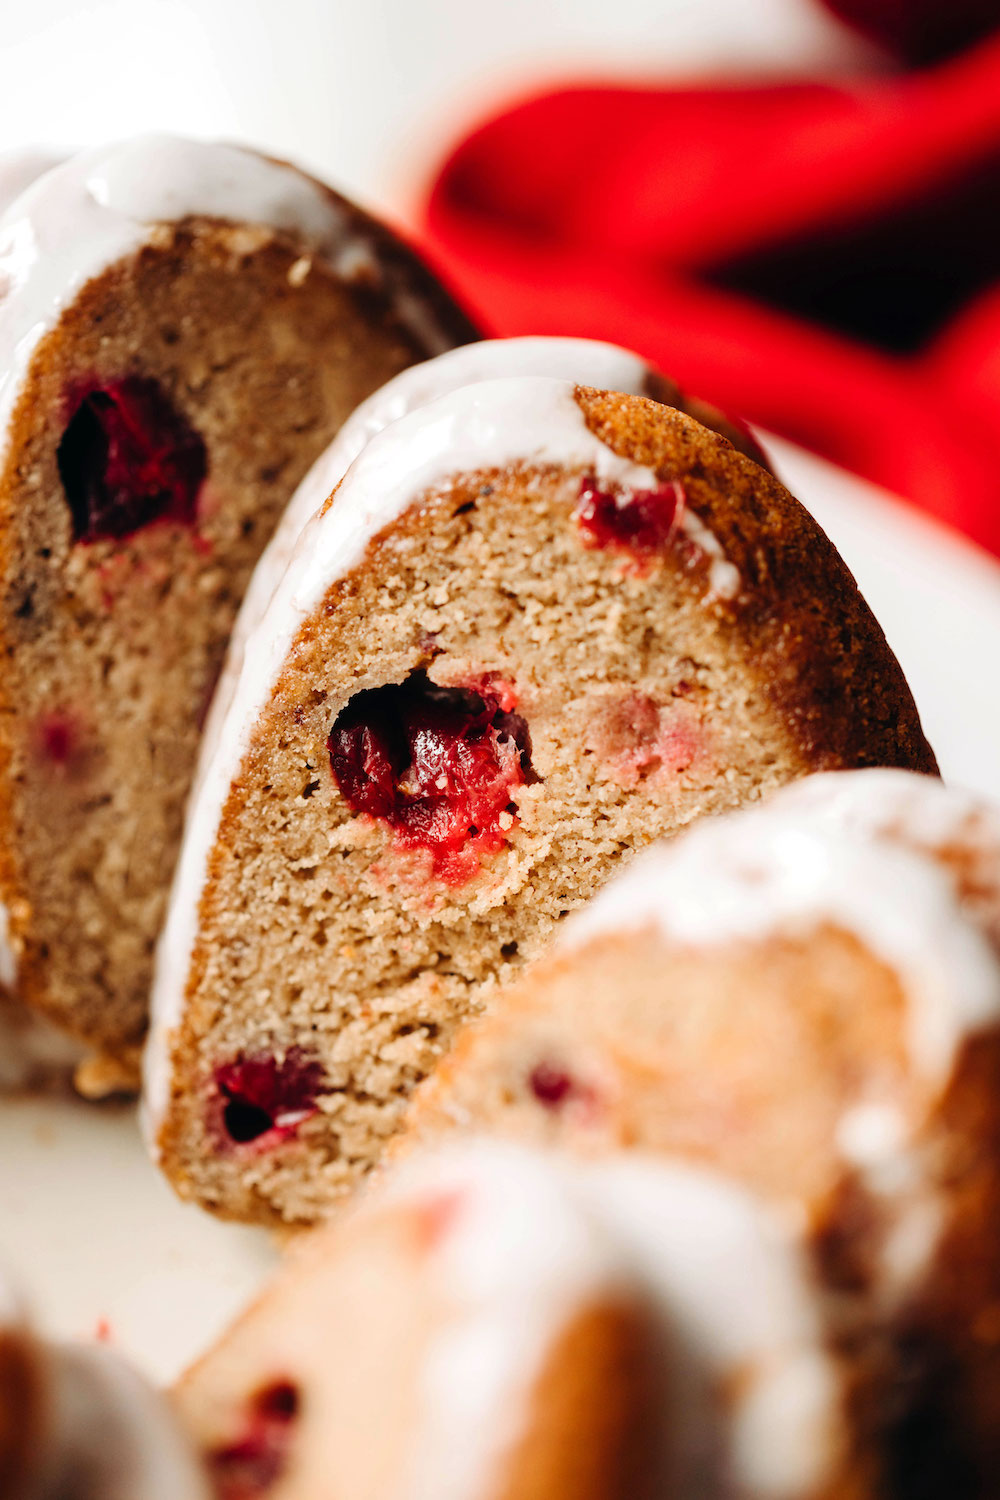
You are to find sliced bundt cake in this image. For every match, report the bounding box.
[174,1139,857,1500]
[0,134,476,1076]
[145,374,936,1225]
[399,775,1000,1493]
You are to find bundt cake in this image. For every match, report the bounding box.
[173,1139,858,1500]
[201,334,776,878]
[0,134,476,1077]
[399,774,1000,1491]
[145,372,935,1226]
[0,1271,208,1499]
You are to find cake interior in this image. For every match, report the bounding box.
[405,926,918,1223]
[161,444,838,1223]
[0,220,432,1057]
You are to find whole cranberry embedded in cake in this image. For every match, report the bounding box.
[328,670,536,884]
[528,1060,600,1118]
[57,375,207,543]
[208,1380,300,1499]
[529,1062,576,1108]
[574,474,684,559]
[214,1051,325,1149]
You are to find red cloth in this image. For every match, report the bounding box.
[419,34,1000,555]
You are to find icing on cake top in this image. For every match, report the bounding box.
[380,1140,843,1500]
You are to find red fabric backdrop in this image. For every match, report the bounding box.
[418,22,1000,555]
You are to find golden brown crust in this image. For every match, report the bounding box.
[641,370,772,471]
[573,387,937,777]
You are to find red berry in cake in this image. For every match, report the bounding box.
[328,670,535,883]
[208,1380,300,1499]
[528,1062,576,1108]
[574,474,684,560]
[214,1051,325,1148]
[527,1059,601,1120]
[57,376,207,543]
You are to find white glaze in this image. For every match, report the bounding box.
[383,1140,842,1500]
[0,133,459,468]
[0,1271,206,1500]
[388,1142,636,1500]
[561,806,1000,1081]
[771,770,1000,939]
[143,374,740,1140]
[0,149,65,217]
[771,767,1000,860]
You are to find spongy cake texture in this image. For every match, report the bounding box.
[151,380,935,1226]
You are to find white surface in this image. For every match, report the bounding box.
[0,1095,275,1383]
[1,435,998,1387]
[0,0,878,218]
[769,435,1000,799]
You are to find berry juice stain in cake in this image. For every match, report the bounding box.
[574,475,684,562]
[57,376,207,544]
[214,1051,325,1150]
[586,691,701,789]
[209,1380,300,1499]
[33,710,84,773]
[328,670,535,884]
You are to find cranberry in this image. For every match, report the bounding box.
[574,475,684,558]
[529,1062,576,1108]
[328,671,535,883]
[214,1051,325,1148]
[209,1381,300,1499]
[57,376,207,543]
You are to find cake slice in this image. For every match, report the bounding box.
[173,1139,857,1500]
[399,774,1000,1491]
[145,374,935,1225]
[0,134,476,1077]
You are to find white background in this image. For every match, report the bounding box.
[2,0,877,218]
